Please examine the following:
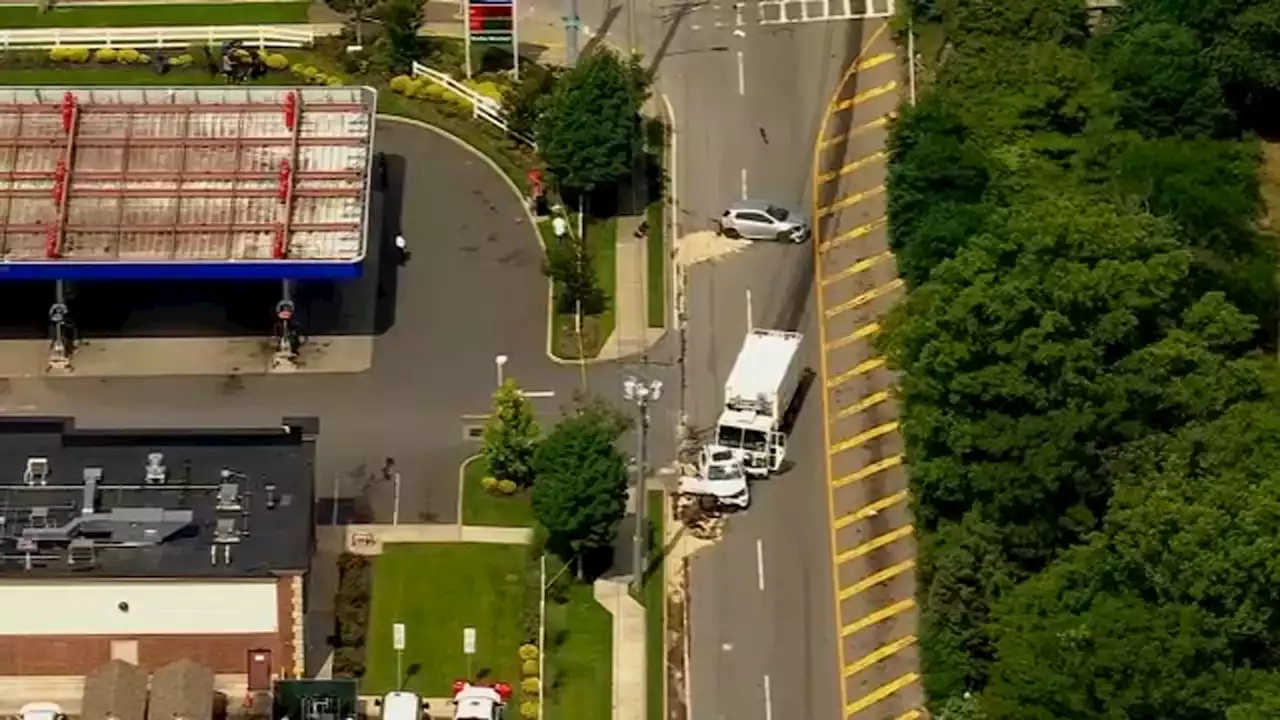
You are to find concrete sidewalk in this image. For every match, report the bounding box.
[595,577,647,720]
[598,215,665,361]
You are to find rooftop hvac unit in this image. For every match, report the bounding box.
[213,517,241,544]
[23,457,49,486]
[144,453,167,484]
[217,482,242,511]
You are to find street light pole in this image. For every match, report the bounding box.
[623,375,662,596]
[495,354,509,387]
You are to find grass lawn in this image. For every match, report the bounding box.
[642,490,666,720]
[645,118,667,329]
[0,2,312,28]
[545,571,614,719]
[460,456,536,528]
[365,544,527,696]
[549,215,618,359]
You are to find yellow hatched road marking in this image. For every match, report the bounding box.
[819,115,893,151]
[825,278,903,319]
[827,357,886,389]
[894,710,924,720]
[834,454,904,488]
[842,597,916,637]
[856,52,896,72]
[832,81,898,113]
[823,217,886,251]
[817,185,885,218]
[830,421,900,456]
[817,151,887,185]
[839,559,915,600]
[837,525,914,564]
[846,673,921,716]
[826,322,881,352]
[822,251,893,287]
[834,389,891,420]
[843,635,918,677]
[835,490,909,530]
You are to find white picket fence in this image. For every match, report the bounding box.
[0,23,338,50]
[410,60,535,147]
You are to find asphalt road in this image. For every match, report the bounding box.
[558,4,911,718]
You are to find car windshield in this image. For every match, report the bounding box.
[707,464,740,481]
[767,205,789,221]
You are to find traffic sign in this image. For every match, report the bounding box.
[463,627,477,655]
[393,622,406,651]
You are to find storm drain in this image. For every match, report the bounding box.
[463,425,485,441]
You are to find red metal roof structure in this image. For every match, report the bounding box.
[0,86,375,272]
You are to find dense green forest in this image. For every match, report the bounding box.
[886,1,1280,717]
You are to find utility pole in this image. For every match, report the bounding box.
[623,374,663,596]
[565,0,580,64]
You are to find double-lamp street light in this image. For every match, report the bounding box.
[623,374,663,595]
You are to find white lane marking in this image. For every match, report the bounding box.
[736,49,745,96]
[714,20,725,27]
[763,674,774,720]
[691,23,701,29]
[756,538,765,591]
[740,167,748,200]
[519,390,556,398]
[735,2,745,25]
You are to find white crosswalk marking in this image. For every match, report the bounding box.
[756,0,892,24]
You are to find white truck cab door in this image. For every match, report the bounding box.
[769,432,786,471]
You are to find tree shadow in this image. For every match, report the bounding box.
[648,0,702,74]
[581,5,623,58]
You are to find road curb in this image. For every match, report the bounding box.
[456,452,482,528]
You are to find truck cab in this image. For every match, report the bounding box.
[679,447,750,508]
[451,681,510,720]
[713,409,787,478]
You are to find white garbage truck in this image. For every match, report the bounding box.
[680,325,804,508]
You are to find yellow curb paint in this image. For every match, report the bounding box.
[834,490,909,530]
[839,559,915,601]
[825,322,881,352]
[819,115,893,151]
[817,184,886,218]
[831,81,898,113]
[823,218,886,251]
[826,357,887,390]
[810,19,891,719]
[833,455,904,488]
[817,150,887,185]
[856,52,896,72]
[822,251,893,287]
[829,421,900,456]
[824,277,904,319]
[837,525,914,564]
[845,673,920,716]
[841,598,916,637]
[833,389,891,420]
[843,635,917,678]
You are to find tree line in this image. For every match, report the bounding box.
[886,1,1280,717]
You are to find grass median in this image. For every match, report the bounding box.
[0,2,311,28]
[544,557,614,719]
[460,456,536,528]
[549,215,618,360]
[642,489,666,720]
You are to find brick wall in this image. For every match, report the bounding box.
[0,575,300,676]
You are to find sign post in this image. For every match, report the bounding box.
[393,622,406,688]
[465,0,517,78]
[463,626,477,680]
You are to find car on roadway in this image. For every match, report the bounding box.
[716,200,810,243]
